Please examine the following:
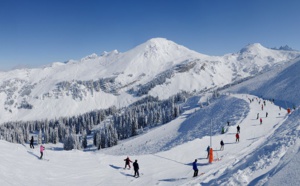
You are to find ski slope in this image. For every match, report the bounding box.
[0,92,295,186]
[1,53,300,186]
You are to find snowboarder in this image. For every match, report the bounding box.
[133,160,139,177]
[220,140,224,150]
[260,118,262,125]
[30,136,34,149]
[39,144,45,159]
[237,125,240,133]
[206,146,210,159]
[266,112,268,118]
[257,113,259,120]
[192,159,198,177]
[124,157,132,169]
[236,133,240,142]
[221,127,225,134]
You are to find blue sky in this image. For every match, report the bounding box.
[0,0,299,70]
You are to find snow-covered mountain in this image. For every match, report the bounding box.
[0,38,299,123]
[1,56,300,186]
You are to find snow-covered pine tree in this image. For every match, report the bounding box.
[38,129,42,144]
[54,127,59,144]
[81,130,87,149]
[132,116,138,136]
[63,134,74,150]
[93,130,101,150]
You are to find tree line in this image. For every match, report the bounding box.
[0,92,189,151]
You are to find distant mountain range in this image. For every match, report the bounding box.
[0,38,299,123]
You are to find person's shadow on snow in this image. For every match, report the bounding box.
[186,162,209,166]
[109,164,123,170]
[224,142,236,144]
[197,157,207,160]
[110,164,133,177]
[27,151,39,159]
[120,172,133,177]
[159,177,187,182]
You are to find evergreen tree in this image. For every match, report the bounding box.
[63,134,75,150]
[81,130,87,149]
[38,129,42,144]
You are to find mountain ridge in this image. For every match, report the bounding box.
[0,38,299,123]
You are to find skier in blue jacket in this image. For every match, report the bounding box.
[193,159,198,177]
[206,146,210,159]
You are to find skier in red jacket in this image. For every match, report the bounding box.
[124,157,132,169]
[236,133,240,142]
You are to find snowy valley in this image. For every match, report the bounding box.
[0,38,300,186]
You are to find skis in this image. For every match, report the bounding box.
[193,172,205,178]
[39,158,49,161]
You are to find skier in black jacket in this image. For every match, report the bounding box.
[220,140,224,150]
[133,160,139,177]
[206,146,210,159]
[30,136,34,149]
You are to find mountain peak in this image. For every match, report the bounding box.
[129,37,200,60]
[141,38,179,51]
[271,45,295,51]
[144,37,170,45]
[239,43,266,54]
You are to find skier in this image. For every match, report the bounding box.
[237,125,240,133]
[192,159,198,177]
[236,133,240,142]
[29,136,34,149]
[206,146,210,159]
[227,121,230,126]
[124,156,132,169]
[39,144,45,159]
[220,140,224,150]
[260,118,262,125]
[133,160,139,177]
[221,127,225,134]
[261,104,264,111]
[257,113,259,120]
[266,112,268,118]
